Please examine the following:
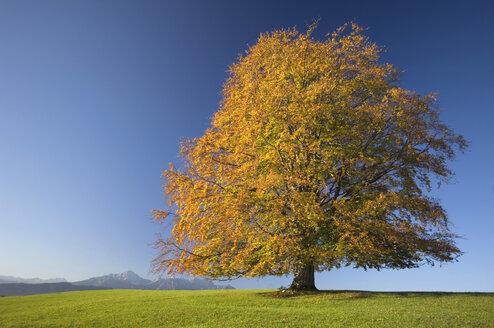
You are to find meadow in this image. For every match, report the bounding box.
[1,289,493,327]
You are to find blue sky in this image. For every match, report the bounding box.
[1,0,493,291]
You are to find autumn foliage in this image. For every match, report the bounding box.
[152,23,466,290]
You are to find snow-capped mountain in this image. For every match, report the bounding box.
[74,270,151,289]
[73,270,233,290]
[111,270,151,286]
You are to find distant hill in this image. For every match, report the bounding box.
[0,282,108,296]
[0,275,66,284]
[73,270,234,291]
[0,271,233,296]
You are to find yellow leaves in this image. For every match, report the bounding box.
[152,21,465,280]
[151,210,170,223]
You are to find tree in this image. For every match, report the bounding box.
[152,23,466,291]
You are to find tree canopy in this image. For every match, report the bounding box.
[152,23,466,290]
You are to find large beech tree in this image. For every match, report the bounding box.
[153,23,466,290]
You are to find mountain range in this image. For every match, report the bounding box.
[73,270,233,291]
[0,271,233,296]
[0,275,66,284]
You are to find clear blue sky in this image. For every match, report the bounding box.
[1,0,493,291]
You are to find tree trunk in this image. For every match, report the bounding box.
[289,265,317,291]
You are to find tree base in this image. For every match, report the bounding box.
[288,285,318,291]
[289,265,317,291]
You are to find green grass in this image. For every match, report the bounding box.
[1,289,493,327]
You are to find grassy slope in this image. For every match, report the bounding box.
[0,289,493,327]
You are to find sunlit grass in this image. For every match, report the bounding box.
[1,289,493,327]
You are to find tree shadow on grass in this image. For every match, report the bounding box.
[260,290,494,299]
[260,290,373,299]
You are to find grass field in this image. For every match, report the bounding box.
[1,289,493,327]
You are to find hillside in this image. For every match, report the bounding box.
[0,289,493,327]
[0,282,108,297]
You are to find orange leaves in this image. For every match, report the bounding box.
[152,22,465,280]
